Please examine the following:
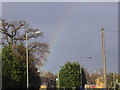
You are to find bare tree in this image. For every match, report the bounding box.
[0,19,49,69]
[89,69,103,84]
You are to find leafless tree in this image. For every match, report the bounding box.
[0,19,49,69]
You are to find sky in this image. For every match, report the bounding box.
[2,2,118,74]
[1,0,120,2]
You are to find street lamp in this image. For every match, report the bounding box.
[79,56,92,88]
[26,31,42,88]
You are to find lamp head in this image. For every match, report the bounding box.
[35,31,42,34]
[88,56,92,59]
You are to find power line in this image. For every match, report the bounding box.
[105,30,118,32]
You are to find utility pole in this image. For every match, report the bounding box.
[101,28,107,88]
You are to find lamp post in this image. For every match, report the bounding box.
[79,56,92,88]
[26,31,42,88]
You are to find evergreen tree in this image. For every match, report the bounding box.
[59,61,87,88]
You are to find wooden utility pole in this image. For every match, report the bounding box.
[101,28,107,89]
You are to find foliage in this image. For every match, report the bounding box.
[2,44,41,89]
[1,19,49,89]
[29,67,40,89]
[2,45,26,88]
[107,73,120,89]
[81,68,87,87]
[107,73,114,88]
[59,61,87,88]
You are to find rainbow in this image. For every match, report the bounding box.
[45,5,81,64]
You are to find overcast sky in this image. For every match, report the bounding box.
[1,0,120,2]
[2,2,118,74]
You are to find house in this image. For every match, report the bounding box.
[95,77,105,88]
[39,71,56,89]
